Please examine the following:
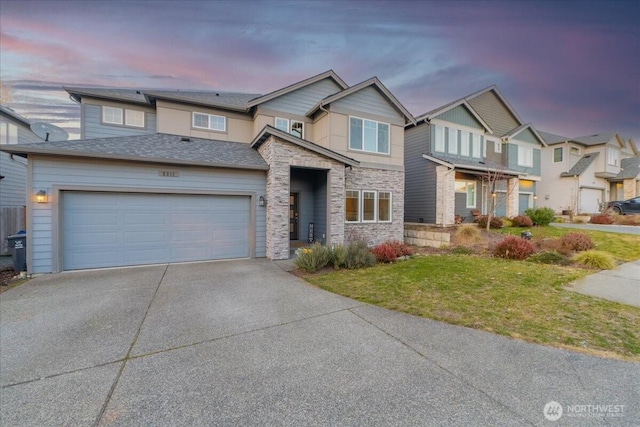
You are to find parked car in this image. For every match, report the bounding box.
[607,196,640,214]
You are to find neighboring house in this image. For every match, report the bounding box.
[1,71,415,274]
[0,106,44,254]
[404,86,546,225]
[538,131,639,214]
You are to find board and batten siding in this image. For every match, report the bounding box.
[260,79,343,116]
[331,86,404,123]
[404,123,436,223]
[433,105,484,130]
[82,103,157,139]
[467,91,520,138]
[29,156,267,273]
[504,143,541,176]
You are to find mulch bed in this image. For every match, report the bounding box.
[0,267,19,289]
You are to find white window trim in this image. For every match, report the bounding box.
[434,125,445,153]
[517,146,533,167]
[291,120,304,139]
[378,191,392,223]
[0,122,19,145]
[362,190,377,223]
[102,106,123,125]
[460,130,470,157]
[570,146,581,156]
[348,116,390,155]
[345,190,361,223]
[607,148,619,166]
[455,180,476,208]
[276,117,304,139]
[493,140,502,153]
[471,133,482,159]
[192,112,226,132]
[124,109,145,128]
[447,127,458,155]
[275,117,289,132]
[553,147,563,163]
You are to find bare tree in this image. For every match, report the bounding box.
[481,167,518,231]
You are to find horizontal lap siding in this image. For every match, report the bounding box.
[332,87,403,121]
[30,156,267,273]
[261,79,343,116]
[404,124,433,222]
[83,104,157,139]
[0,153,27,207]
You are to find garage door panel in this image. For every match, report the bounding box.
[63,192,251,270]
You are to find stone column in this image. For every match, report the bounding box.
[506,177,520,217]
[435,165,455,225]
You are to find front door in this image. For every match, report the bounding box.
[290,193,299,240]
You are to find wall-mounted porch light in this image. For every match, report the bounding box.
[259,195,266,207]
[35,190,48,204]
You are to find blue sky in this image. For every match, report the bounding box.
[1,0,638,142]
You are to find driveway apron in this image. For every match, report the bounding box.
[1,259,638,426]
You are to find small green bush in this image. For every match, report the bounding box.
[501,218,513,228]
[330,244,348,269]
[559,232,594,252]
[553,217,565,223]
[573,250,616,270]
[345,240,376,269]
[525,207,555,226]
[527,251,571,265]
[450,246,474,255]
[477,215,504,229]
[511,215,533,227]
[294,243,331,273]
[590,214,613,224]
[454,224,481,246]
[493,236,535,260]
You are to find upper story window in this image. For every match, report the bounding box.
[518,146,533,167]
[447,127,458,155]
[493,140,502,153]
[553,147,563,163]
[460,131,470,156]
[607,148,619,166]
[349,117,389,155]
[275,117,304,139]
[570,147,581,156]
[0,122,18,145]
[102,106,145,128]
[193,112,226,132]
[434,125,445,152]
[471,133,482,159]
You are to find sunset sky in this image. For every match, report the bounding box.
[1,0,638,142]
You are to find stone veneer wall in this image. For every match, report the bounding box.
[623,178,638,200]
[344,167,404,245]
[257,136,345,260]
[435,165,455,226]
[507,177,519,217]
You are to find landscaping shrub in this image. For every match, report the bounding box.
[345,240,376,269]
[527,251,571,265]
[553,217,565,223]
[611,214,640,226]
[559,232,594,252]
[387,240,414,257]
[524,207,555,226]
[476,215,504,229]
[573,250,616,270]
[501,218,513,228]
[511,215,533,227]
[371,240,413,263]
[589,214,613,224]
[294,243,331,273]
[492,236,535,260]
[454,224,481,246]
[330,244,348,269]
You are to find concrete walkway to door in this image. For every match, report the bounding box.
[1,259,638,426]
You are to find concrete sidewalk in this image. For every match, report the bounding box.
[567,260,640,307]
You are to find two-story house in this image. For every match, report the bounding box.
[0,71,415,274]
[0,106,47,254]
[538,131,639,214]
[404,86,546,225]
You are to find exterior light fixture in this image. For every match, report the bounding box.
[259,195,266,207]
[35,190,47,203]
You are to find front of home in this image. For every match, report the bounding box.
[1,71,415,274]
[404,86,546,225]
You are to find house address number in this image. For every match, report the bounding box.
[159,170,180,177]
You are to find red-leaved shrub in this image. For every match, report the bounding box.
[371,240,413,263]
[493,236,535,260]
[589,214,613,225]
[476,215,504,229]
[511,215,533,227]
[559,232,594,252]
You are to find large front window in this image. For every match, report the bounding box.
[346,190,360,222]
[518,146,533,167]
[349,117,389,154]
[362,191,376,222]
[455,181,476,208]
[345,190,392,223]
[193,112,226,131]
[378,191,391,222]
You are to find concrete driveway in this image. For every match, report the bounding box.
[1,260,638,426]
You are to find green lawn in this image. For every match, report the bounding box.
[305,228,640,360]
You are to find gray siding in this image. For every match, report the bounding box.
[467,91,520,137]
[505,144,541,176]
[261,79,343,115]
[30,157,267,273]
[516,128,539,144]
[434,105,483,129]
[1,121,41,208]
[404,123,436,222]
[83,103,157,139]
[332,86,403,121]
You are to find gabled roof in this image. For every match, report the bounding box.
[560,152,599,177]
[422,153,522,177]
[464,85,526,125]
[414,98,492,133]
[501,123,547,146]
[251,125,359,167]
[246,70,348,108]
[64,86,150,105]
[0,105,31,127]
[617,157,640,179]
[306,77,416,125]
[0,133,268,170]
[572,132,619,147]
[143,90,259,112]
[538,130,572,145]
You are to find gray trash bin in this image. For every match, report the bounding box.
[7,232,27,272]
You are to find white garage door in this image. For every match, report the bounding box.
[579,188,603,214]
[63,192,250,270]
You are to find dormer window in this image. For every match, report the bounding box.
[275,117,304,138]
[193,112,226,132]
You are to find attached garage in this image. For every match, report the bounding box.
[579,187,603,214]
[63,192,251,270]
